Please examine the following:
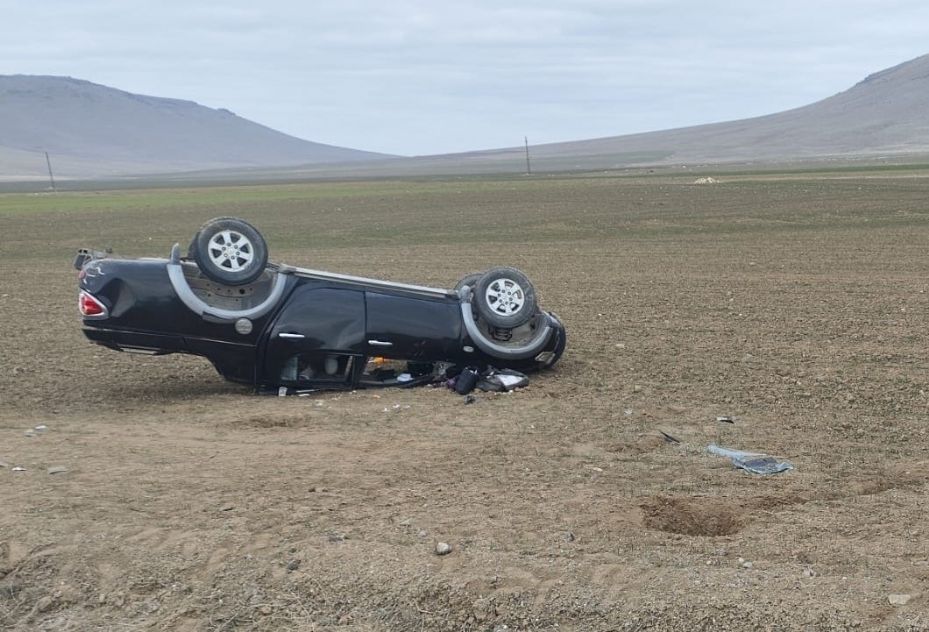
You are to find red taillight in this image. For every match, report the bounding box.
[79,291,107,318]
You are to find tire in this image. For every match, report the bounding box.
[191,217,269,286]
[474,266,537,329]
[454,271,484,294]
[186,231,200,259]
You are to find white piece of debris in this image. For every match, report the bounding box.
[435,542,453,555]
[693,177,719,184]
[888,594,913,606]
[12,466,26,472]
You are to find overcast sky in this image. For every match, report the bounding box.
[2,0,928,156]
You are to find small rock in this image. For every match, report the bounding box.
[24,430,36,437]
[12,466,26,472]
[35,595,54,612]
[803,567,817,578]
[286,559,300,571]
[259,604,273,615]
[742,561,753,569]
[888,594,913,606]
[435,542,452,555]
[34,425,48,432]
[417,529,428,539]
[398,518,412,526]
[0,460,9,469]
[563,531,575,542]
[463,394,476,405]
[47,466,68,475]
[633,384,642,393]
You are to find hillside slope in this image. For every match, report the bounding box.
[441,53,929,171]
[0,76,391,179]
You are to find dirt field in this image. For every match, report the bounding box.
[3,170,929,630]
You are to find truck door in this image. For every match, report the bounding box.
[364,291,460,361]
[262,286,365,388]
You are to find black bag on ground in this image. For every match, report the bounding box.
[455,367,480,394]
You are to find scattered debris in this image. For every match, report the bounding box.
[453,368,480,394]
[383,404,411,413]
[658,430,681,444]
[707,443,793,475]
[803,567,818,578]
[463,394,476,405]
[716,415,736,424]
[286,559,301,571]
[47,466,68,475]
[888,594,913,606]
[563,531,576,542]
[435,542,453,556]
[477,368,529,392]
[693,176,719,184]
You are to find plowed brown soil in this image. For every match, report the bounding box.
[3,171,929,630]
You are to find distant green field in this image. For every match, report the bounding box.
[5,167,929,265]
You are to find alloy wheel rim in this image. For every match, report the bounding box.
[485,278,525,316]
[208,230,254,272]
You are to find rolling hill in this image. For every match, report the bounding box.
[412,53,929,173]
[0,75,391,179]
[4,53,929,183]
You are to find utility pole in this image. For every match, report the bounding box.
[44,152,57,191]
[524,136,531,175]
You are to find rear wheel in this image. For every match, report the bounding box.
[191,217,268,286]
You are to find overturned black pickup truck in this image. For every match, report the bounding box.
[76,218,566,390]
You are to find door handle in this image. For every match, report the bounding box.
[368,339,393,347]
[278,332,305,339]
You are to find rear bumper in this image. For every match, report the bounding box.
[83,327,185,354]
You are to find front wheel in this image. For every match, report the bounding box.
[474,266,537,329]
[191,217,269,286]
